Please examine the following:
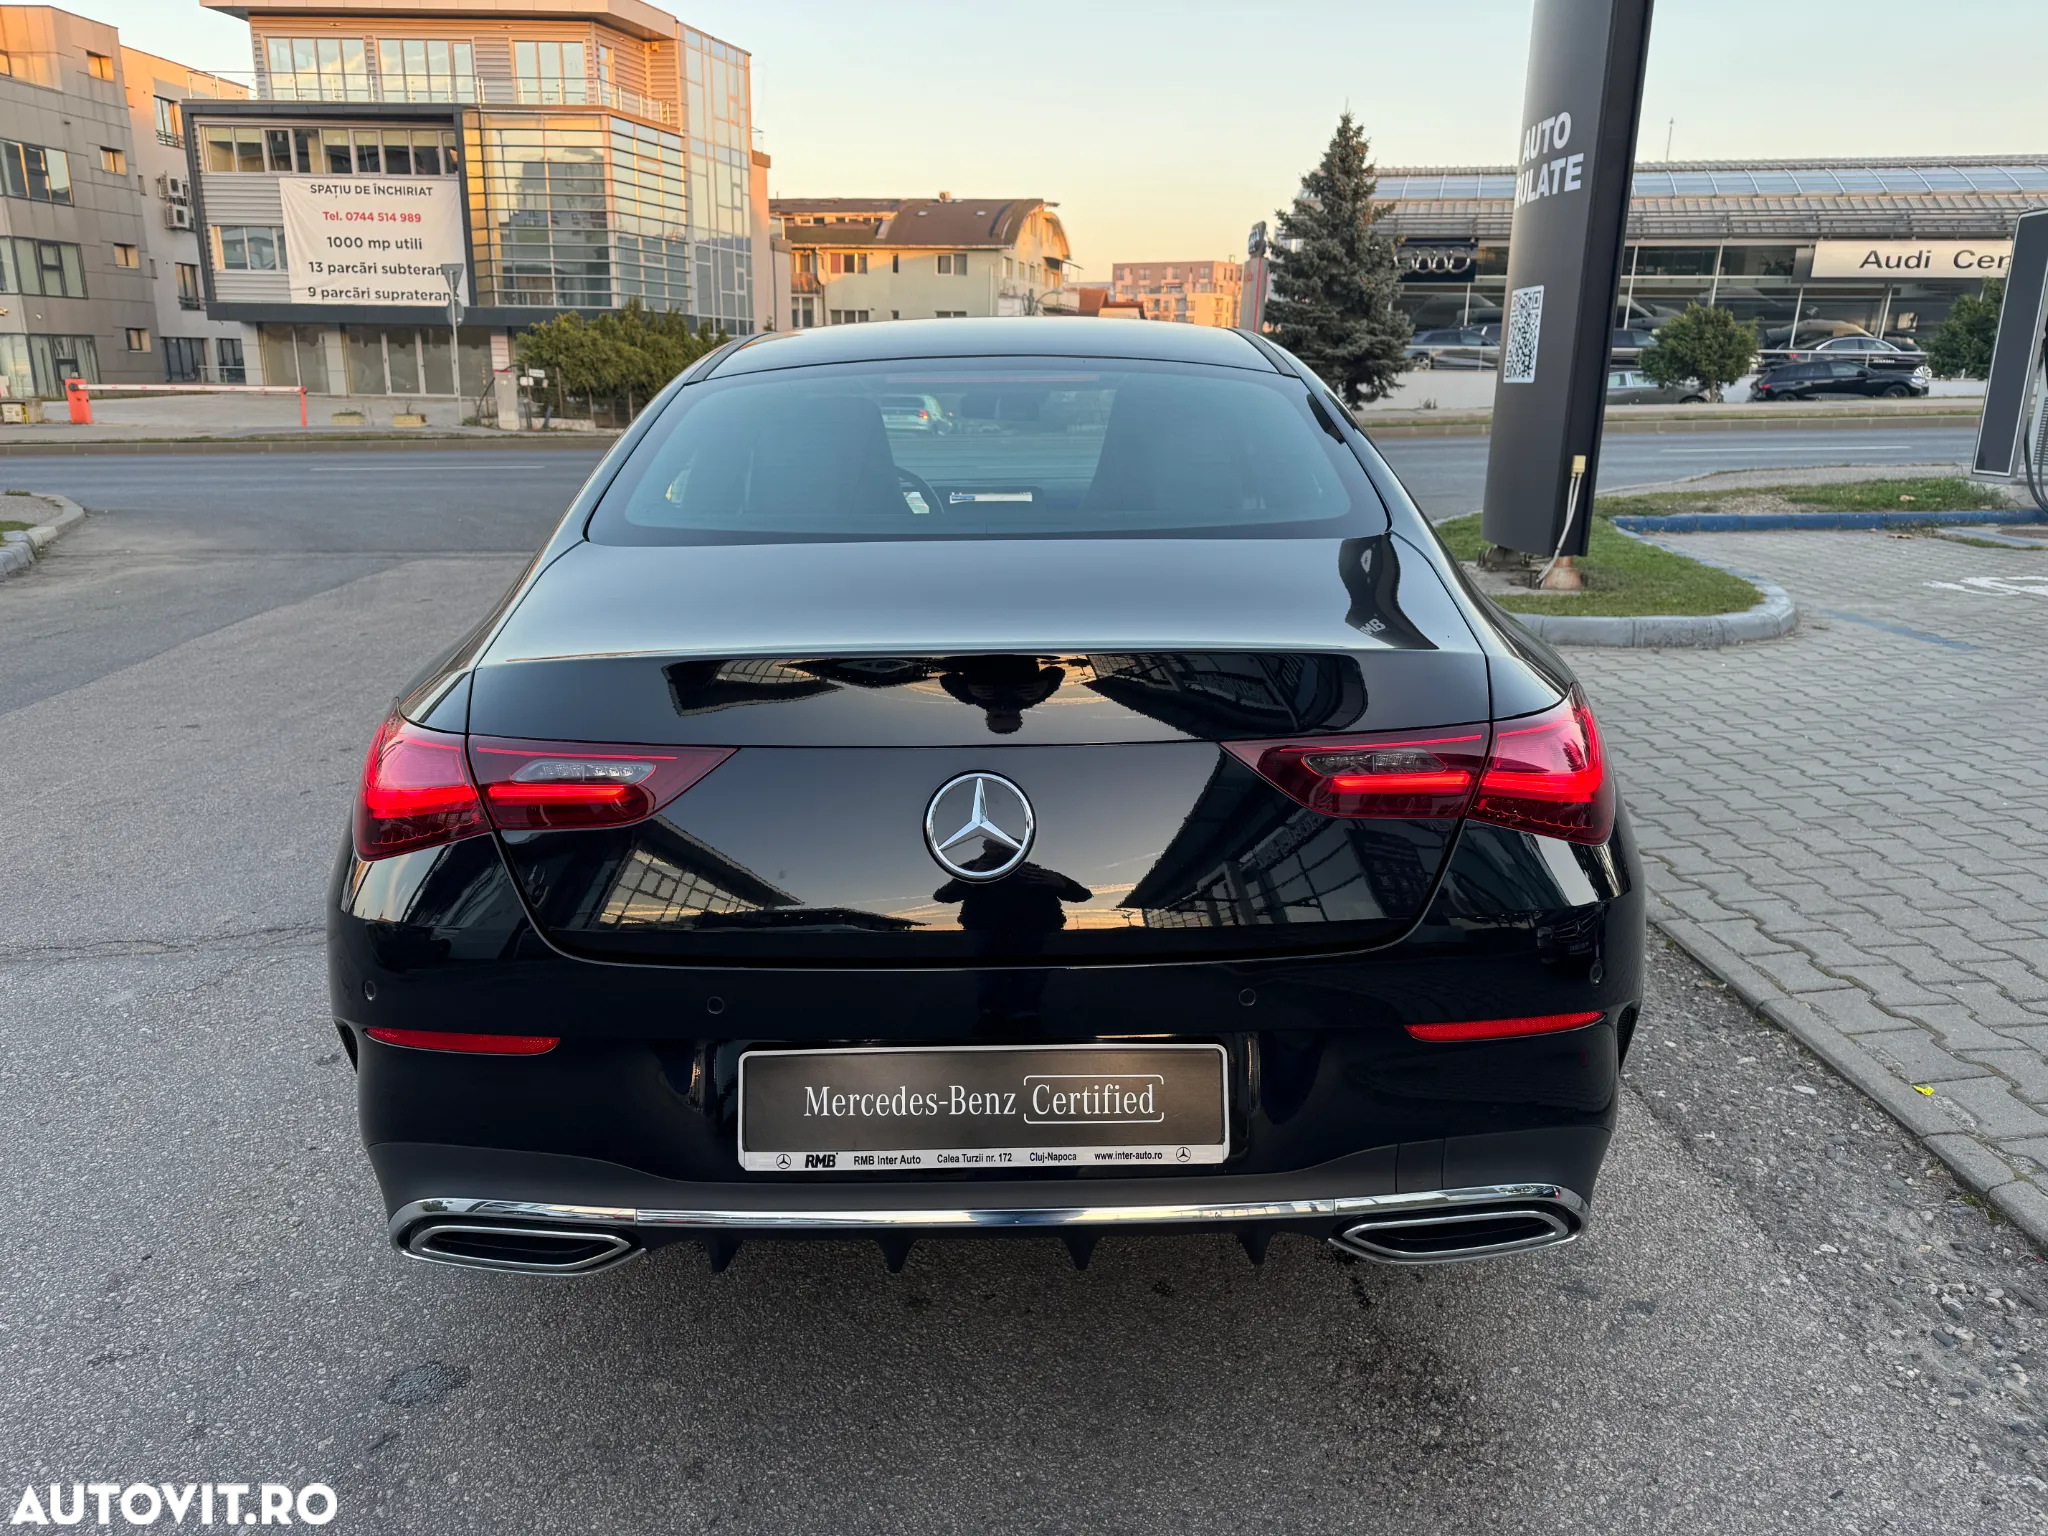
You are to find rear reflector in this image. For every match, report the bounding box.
[354,714,486,861]
[1406,1012,1603,1043]
[1223,728,1490,819]
[1225,687,1614,845]
[468,738,733,830]
[367,1027,560,1055]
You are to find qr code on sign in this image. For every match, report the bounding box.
[1502,284,1544,383]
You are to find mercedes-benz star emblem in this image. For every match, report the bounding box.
[924,772,1035,882]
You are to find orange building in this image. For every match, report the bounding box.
[1109,259,1241,327]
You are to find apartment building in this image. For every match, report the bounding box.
[120,46,249,384]
[1110,259,1242,327]
[0,6,158,398]
[771,194,1074,327]
[194,0,757,411]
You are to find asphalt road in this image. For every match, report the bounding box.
[0,438,2040,1533]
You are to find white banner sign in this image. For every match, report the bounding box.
[278,175,469,306]
[1811,239,2013,280]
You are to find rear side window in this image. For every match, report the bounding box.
[590,358,1386,545]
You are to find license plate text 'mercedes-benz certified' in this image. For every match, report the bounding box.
[737,1044,1229,1173]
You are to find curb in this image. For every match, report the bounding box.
[1362,408,1981,439]
[1613,508,2041,534]
[0,433,620,457]
[1510,530,1796,648]
[1515,579,1796,647]
[0,492,86,578]
[1650,900,2048,1255]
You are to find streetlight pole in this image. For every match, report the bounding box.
[439,261,466,416]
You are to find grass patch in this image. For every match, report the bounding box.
[1595,475,2006,520]
[0,520,32,535]
[1435,513,1762,617]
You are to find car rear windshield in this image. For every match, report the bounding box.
[587,358,1386,545]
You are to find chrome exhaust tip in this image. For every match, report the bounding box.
[1331,1204,1578,1265]
[402,1221,639,1276]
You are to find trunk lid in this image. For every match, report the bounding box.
[470,535,1496,963]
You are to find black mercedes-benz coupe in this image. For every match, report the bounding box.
[329,319,1643,1277]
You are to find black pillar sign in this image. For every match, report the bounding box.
[1482,0,1655,557]
[1971,207,2048,481]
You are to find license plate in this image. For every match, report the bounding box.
[738,1044,1229,1173]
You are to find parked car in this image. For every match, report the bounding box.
[1405,327,1498,369]
[1750,360,1929,400]
[1609,328,1659,365]
[337,318,1642,1280]
[1606,369,1704,406]
[1757,328,1927,371]
[879,393,953,433]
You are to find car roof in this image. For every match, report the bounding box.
[708,317,1278,376]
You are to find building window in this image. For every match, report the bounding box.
[937,253,970,275]
[0,333,101,397]
[0,238,87,298]
[0,140,73,204]
[176,262,203,309]
[163,336,207,382]
[935,310,967,319]
[126,327,151,352]
[513,40,588,105]
[153,98,182,147]
[86,52,115,81]
[113,243,138,268]
[791,295,816,329]
[891,254,900,274]
[265,37,372,101]
[828,252,867,275]
[216,337,246,384]
[214,226,287,271]
[377,39,476,103]
[827,309,871,324]
[99,146,126,174]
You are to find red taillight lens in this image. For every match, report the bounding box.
[1225,689,1613,844]
[1406,1012,1603,1043]
[1223,728,1490,818]
[366,1027,559,1055]
[354,714,486,861]
[467,737,733,831]
[1470,689,1614,845]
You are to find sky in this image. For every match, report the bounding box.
[41,0,2048,277]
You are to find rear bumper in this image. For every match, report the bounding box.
[333,813,1645,1272]
[378,1127,1603,1271]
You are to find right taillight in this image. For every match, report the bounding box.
[1225,687,1614,845]
[1469,689,1614,845]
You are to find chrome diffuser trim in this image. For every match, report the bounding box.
[390,1183,1587,1243]
[402,1221,640,1276]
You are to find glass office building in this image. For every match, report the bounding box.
[680,27,752,335]
[1376,157,2045,344]
[189,1,757,404]
[465,114,690,311]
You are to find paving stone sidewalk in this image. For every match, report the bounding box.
[1567,528,2048,1244]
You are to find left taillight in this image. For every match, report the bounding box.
[354,713,486,861]
[352,712,735,860]
[467,737,732,831]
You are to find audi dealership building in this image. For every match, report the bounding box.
[1371,156,2044,345]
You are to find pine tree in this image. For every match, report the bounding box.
[1265,112,1413,405]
